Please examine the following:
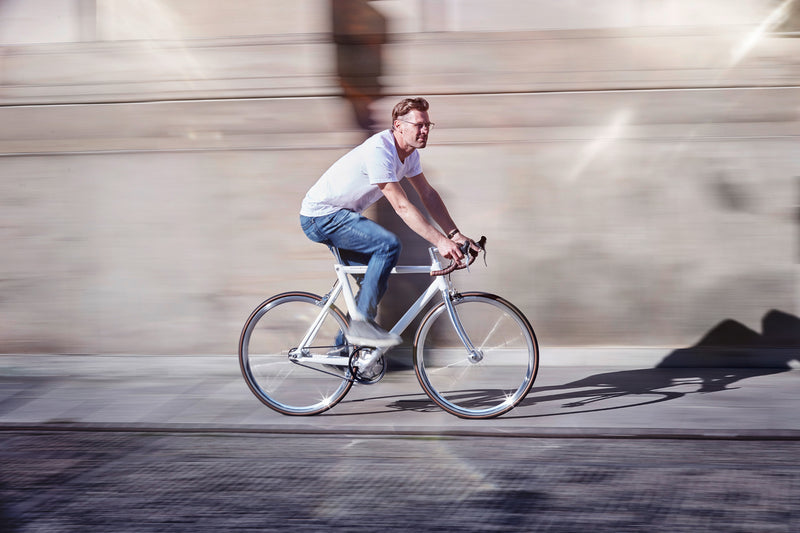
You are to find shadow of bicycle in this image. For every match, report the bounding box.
[511,309,800,419]
[378,309,800,418]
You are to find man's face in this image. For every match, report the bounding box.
[395,109,432,150]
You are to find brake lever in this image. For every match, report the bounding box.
[430,236,487,277]
[460,236,487,272]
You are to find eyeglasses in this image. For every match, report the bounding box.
[399,120,435,130]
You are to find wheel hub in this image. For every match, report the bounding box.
[468,350,484,363]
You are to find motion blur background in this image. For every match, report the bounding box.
[1,0,798,359]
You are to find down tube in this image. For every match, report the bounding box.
[390,280,444,337]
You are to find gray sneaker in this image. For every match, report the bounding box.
[345,319,401,348]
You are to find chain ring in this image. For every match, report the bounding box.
[349,347,387,384]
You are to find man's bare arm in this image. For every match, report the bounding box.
[405,173,459,236]
[406,173,476,249]
[378,181,463,260]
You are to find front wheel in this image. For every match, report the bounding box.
[413,292,539,419]
[238,292,353,415]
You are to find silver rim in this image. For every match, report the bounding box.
[414,293,538,418]
[239,293,352,415]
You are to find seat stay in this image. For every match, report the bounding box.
[297,281,343,351]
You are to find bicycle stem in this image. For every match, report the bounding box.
[297,282,343,351]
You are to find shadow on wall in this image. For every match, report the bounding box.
[778,1,800,32]
[332,0,386,135]
[501,310,800,419]
[658,309,800,369]
[331,1,440,334]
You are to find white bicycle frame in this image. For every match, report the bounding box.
[292,246,481,367]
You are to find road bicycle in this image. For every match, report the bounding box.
[238,237,539,419]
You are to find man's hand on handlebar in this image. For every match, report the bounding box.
[438,231,479,261]
[431,234,487,276]
[453,234,482,256]
[436,235,464,262]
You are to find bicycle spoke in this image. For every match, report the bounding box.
[474,314,505,351]
[239,293,353,416]
[414,293,538,419]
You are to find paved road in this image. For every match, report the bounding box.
[1,355,799,531]
[2,431,799,532]
[2,355,799,437]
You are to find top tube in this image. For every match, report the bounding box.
[333,246,444,275]
[337,264,432,275]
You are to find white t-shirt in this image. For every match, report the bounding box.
[300,129,423,217]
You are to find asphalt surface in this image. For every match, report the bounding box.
[2,354,799,438]
[1,354,799,531]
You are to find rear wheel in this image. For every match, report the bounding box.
[239,292,353,415]
[413,292,538,419]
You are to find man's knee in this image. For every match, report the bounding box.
[383,233,402,260]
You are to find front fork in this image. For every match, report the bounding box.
[429,246,483,364]
[442,290,484,364]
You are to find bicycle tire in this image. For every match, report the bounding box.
[238,292,353,415]
[413,292,538,419]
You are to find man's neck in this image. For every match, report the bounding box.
[392,129,415,162]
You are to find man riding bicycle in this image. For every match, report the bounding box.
[299,97,476,363]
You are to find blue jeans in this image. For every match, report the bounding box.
[300,210,401,321]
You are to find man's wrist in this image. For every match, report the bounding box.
[446,228,460,239]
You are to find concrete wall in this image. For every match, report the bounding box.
[1,0,798,358]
